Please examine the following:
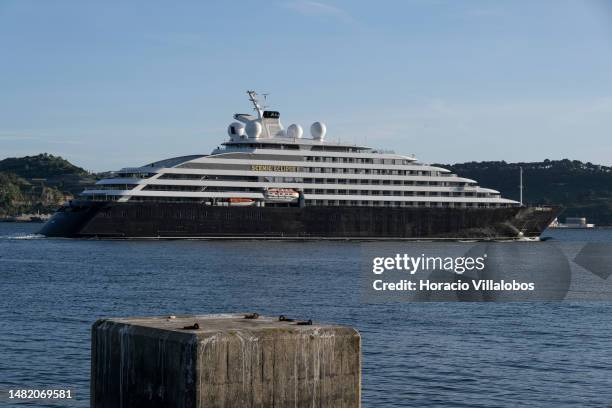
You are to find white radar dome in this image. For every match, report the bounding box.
[286,124,303,139]
[227,122,246,139]
[246,121,263,139]
[310,122,327,140]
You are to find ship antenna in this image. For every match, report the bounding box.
[246,90,263,119]
[519,166,524,206]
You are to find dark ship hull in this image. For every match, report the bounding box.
[38,201,560,240]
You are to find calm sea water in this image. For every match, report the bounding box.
[1,224,612,407]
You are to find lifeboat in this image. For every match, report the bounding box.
[264,188,300,202]
[228,197,255,206]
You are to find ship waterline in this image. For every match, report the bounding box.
[39,91,559,239]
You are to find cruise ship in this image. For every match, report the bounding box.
[39,91,559,239]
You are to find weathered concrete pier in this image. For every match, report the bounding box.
[91,314,361,407]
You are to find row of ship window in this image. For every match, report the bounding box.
[144,186,495,197]
[85,187,497,198]
[87,195,509,208]
[160,174,467,186]
[88,184,495,197]
[302,167,443,176]
[300,178,467,186]
[93,178,471,190]
[120,166,448,178]
[304,156,411,165]
[305,200,510,208]
[303,190,495,197]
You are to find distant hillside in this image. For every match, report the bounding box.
[0,153,87,178]
[438,159,612,226]
[0,153,97,217]
[0,153,96,197]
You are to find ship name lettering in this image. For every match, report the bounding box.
[250,165,298,172]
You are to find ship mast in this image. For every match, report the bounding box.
[247,90,263,119]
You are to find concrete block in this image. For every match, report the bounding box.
[91,314,361,408]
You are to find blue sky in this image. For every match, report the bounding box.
[1,0,612,171]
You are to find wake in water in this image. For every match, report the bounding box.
[0,233,45,240]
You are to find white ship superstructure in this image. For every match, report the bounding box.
[82,91,518,209]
